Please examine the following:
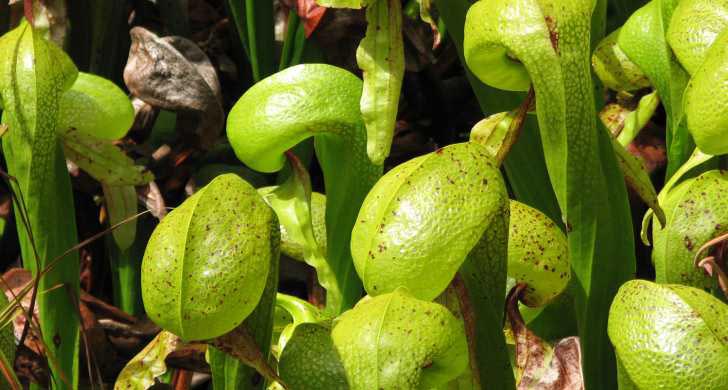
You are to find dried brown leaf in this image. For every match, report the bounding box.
[124,27,223,150]
[138,181,167,220]
[0,269,41,354]
[129,97,160,140]
[507,284,584,390]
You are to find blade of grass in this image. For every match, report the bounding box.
[279,10,306,71]
[225,0,276,82]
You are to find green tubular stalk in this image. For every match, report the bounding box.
[214,6,274,386]
[107,239,143,316]
[0,23,80,389]
[465,1,636,389]
[226,0,276,82]
[107,218,153,316]
[436,0,571,351]
[227,64,382,314]
[458,205,513,389]
[434,0,561,223]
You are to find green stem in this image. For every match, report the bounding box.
[106,220,152,316]
[278,10,306,71]
[226,0,276,82]
[463,2,636,388]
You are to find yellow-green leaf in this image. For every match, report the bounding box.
[58,72,134,140]
[102,184,138,251]
[611,137,666,227]
[114,331,181,390]
[357,0,405,164]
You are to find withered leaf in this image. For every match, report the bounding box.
[1,268,41,354]
[507,284,584,390]
[124,27,223,150]
[137,181,167,220]
[129,97,160,139]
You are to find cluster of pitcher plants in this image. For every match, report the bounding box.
[0,0,725,388]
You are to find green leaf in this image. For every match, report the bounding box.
[278,192,327,263]
[315,0,364,9]
[225,0,275,82]
[601,91,660,146]
[508,200,570,308]
[608,280,728,389]
[273,293,324,362]
[357,0,405,164]
[591,28,650,92]
[652,170,728,289]
[278,322,349,390]
[469,111,513,161]
[351,143,507,301]
[610,137,666,227]
[0,293,17,390]
[141,174,277,341]
[62,129,153,186]
[350,142,513,388]
[331,290,468,389]
[114,331,181,390]
[258,157,341,314]
[102,184,137,251]
[435,0,561,224]
[683,25,728,155]
[57,72,134,140]
[275,293,321,326]
[0,21,80,390]
[665,0,728,76]
[641,148,714,244]
[209,240,279,390]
